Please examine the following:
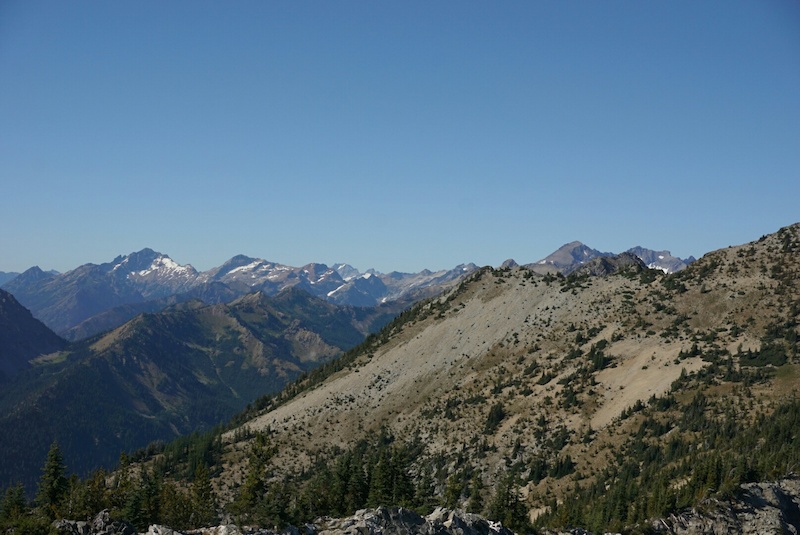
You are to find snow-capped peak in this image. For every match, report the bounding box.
[136,256,194,277]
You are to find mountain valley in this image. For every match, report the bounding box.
[0,288,400,493]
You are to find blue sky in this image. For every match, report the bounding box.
[2,1,798,274]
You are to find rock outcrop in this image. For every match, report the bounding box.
[57,508,512,535]
[314,507,513,535]
[54,510,136,535]
[651,477,800,534]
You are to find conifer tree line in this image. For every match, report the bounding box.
[0,440,219,535]
[5,376,800,535]
[0,429,532,535]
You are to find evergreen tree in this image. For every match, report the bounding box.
[36,441,68,519]
[122,468,161,531]
[487,476,530,533]
[158,482,193,531]
[466,473,484,514]
[1,484,27,524]
[191,464,217,527]
[228,432,274,521]
[367,448,393,507]
[413,471,436,514]
[443,473,463,509]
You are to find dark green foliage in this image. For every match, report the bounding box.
[158,482,193,531]
[0,483,27,524]
[548,455,575,479]
[537,393,800,533]
[443,473,465,509]
[487,476,531,534]
[739,345,787,367]
[190,464,217,527]
[153,427,224,479]
[35,441,67,519]
[483,403,506,435]
[121,468,161,532]
[466,472,483,514]
[228,432,275,521]
[226,430,425,527]
[588,343,612,371]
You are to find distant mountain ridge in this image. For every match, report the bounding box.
[523,241,693,275]
[2,242,689,340]
[2,251,478,339]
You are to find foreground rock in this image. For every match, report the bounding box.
[314,507,513,535]
[55,510,136,535]
[651,478,800,534]
[55,508,513,535]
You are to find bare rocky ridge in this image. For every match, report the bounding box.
[211,224,799,527]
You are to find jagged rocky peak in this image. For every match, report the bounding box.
[108,248,161,272]
[500,258,519,269]
[4,265,55,286]
[535,241,614,269]
[626,246,694,274]
[109,248,198,280]
[570,251,647,277]
[332,263,361,280]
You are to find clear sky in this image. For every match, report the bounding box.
[2,1,799,274]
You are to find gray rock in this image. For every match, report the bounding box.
[53,519,92,535]
[91,510,136,535]
[147,525,179,535]
[315,507,513,535]
[651,477,800,534]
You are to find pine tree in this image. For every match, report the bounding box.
[413,471,436,513]
[191,464,217,527]
[487,476,530,533]
[443,474,463,509]
[367,448,393,507]
[466,473,483,514]
[159,482,193,531]
[1,484,27,524]
[36,441,68,519]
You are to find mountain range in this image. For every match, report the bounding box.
[1,244,691,343]
[1,250,478,340]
